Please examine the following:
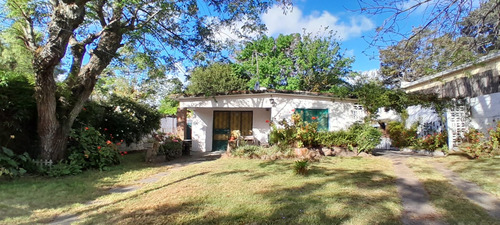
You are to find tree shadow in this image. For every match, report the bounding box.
[420,179,499,224]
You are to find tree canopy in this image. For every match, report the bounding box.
[377,0,500,86]
[234,32,354,92]
[187,63,248,96]
[3,0,291,161]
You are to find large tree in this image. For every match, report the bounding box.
[5,0,290,161]
[236,32,353,92]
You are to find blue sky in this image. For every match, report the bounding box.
[252,0,430,73]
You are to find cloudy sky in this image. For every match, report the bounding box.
[250,0,432,73]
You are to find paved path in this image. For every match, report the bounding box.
[49,151,222,225]
[375,149,445,225]
[433,162,500,220]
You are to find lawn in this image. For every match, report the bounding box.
[437,155,500,197]
[0,153,170,224]
[1,155,402,224]
[405,157,500,224]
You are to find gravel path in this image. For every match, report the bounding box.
[375,149,446,225]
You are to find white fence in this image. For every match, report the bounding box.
[160,117,177,134]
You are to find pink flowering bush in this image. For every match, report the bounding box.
[460,122,500,158]
[159,134,183,160]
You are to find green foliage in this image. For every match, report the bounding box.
[159,136,182,160]
[316,130,353,147]
[354,124,382,153]
[269,113,320,149]
[187,63,248,96]
[158,97,179,116]
[414,132,448,151]
[460,123,500,158]
[380,28,474,86]
[0,147,37,178]
[232,145,294,160]
[0,74,38,156]
[387,121,418,148]
[76,95,161,144]
[65,126,121,172]
[236,32,353,92]
[293,159,309,175]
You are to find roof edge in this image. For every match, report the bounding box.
[401,51,500,89]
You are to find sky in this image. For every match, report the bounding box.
[255,1,414,73]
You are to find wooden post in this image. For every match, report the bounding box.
[176,108,187,140]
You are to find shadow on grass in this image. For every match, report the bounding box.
[40,171,209,224]
[421,178,499,224]
[79,163,402,224]
[0,153,167,222]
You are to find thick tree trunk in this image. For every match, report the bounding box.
[33,0,88,161]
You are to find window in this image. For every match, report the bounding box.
[295,109,329,131]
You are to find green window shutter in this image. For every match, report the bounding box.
[295,108,329,131]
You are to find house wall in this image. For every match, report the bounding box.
[180,93,364,152]
[402,53,500,96]
[469,92,500,134]
[191,108,213,152]
[269,95,364,131]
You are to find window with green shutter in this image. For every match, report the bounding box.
[295,109,329,131]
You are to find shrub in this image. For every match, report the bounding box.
[0,75,38,156]
[0,147,34,178]
[160,135,182,160]
[293,159,309,175]
[355,124,382,153]
[76,95,161,145]
[460,123,500,158]
[66,126,121,172]
[316,130,354,147]
[269,113,320,149]
[415,132,448,151]
[387,121,417,148]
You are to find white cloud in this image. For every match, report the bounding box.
[262,6,375,40]
[209,17,261,44]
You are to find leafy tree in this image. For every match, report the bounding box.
[4,0,290,161]
[236,32,353,92]
[187,63,248,96]
[459,0,500,54]
[379,29,474,86]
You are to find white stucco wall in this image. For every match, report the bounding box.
[469,92,500,133]
[179,93,364,152]
[406,105,442,129]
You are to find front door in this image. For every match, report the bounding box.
[213,111,253,151]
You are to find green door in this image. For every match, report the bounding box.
[212,111,253,151]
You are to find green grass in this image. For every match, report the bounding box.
[0,152,169,224]
[437,155,500,197]
[405,158,500,224]
[71,156,402,224]
[0,156,402,224]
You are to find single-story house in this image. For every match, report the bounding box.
[177,91,366,152]
[401,51,500,149]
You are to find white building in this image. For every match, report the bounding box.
[177,91,365,152]
[402,52,500,149]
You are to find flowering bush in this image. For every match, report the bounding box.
[460,123,500,158]
[414,132,448,151]
[269,114,319,149]
[159,135,182,160]
[66,126,121,171]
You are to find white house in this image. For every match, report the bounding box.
[402,52,500,149]
[177,91,366,152]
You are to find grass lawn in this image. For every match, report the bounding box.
[405,157,500,224]
[437,155,500,198]
[76,156,402,224]
[1,155,403,224]
[0,152,169,224]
